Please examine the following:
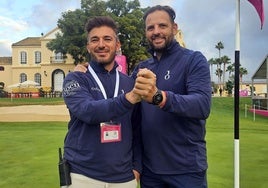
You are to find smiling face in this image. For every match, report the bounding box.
[145,10,178,54]
[87,26,120,71]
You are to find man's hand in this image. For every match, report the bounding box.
[74,62,88,73]
[125,90,142,104]
[133,170,140,182]
[134,68,157,103]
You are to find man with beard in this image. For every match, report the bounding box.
[74,6,212,188]
[132,5,212,188]
[62,16,142,188]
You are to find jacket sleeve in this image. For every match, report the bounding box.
[62,72,134,124]
[162,52,211,119]
[131,103,142,173]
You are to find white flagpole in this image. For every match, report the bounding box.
[234,0,240,188]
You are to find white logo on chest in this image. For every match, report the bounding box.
[164,70,170,80]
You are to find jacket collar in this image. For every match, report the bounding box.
[148,39,181,57]
[90,60,118,74]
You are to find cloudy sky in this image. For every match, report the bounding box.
[0,0,267,81]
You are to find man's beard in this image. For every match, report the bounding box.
[149,41,168,53]
[148,35,172,53]
[91,53,116,66]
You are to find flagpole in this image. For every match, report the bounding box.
[234,0,240,188]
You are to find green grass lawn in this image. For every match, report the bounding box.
[0,122,67,188]
[206,97,268,188]
[0,97,65,107]
[0,97,268,187]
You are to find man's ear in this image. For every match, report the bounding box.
[86,44,90,54]
[172,23,178,35]
[116,41,121,52]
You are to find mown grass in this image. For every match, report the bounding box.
[0,97,267,188]
[0,122,67,188]
[206,97,268,188]
[0,97,64,107]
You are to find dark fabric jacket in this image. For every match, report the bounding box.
[63,61,142,183]
[131,40,211,174]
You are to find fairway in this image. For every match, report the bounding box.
[206,97,268,188]
[0,122,67,188]
[0,97,267,188]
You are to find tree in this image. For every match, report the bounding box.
[215,65,223,85]
[208,58,216,82]
[46,9,89,64]
[225,63,248,89]
[47,0,149,73]
[239,67,248,88]
[221,55,231,89]
[225,80,234,96]
[81,0,107,16]
[215,41,224,58]
[215,42,224,87]
[214,57,223,86]
[226,63,234,77]
[106,0,140,16]
[116,9,148,72]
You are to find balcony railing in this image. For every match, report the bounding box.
[50,56,66,64]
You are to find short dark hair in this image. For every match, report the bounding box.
[85,16,118,35]
[143,5,176,23]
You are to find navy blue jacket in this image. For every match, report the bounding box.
[131,40,211,174]
[62,61,142,183]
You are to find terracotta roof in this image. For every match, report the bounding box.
[0,57,12,64]
[12,37,41,47]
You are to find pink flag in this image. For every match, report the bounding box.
[115,55,127,74]
[248,0,265,29]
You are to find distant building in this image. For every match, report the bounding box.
[175,29,186,48]
[0,28,75,94]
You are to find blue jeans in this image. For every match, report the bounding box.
[140,166,207,188]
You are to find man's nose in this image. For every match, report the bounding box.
[152,26,160,34]
[98,38,105,47]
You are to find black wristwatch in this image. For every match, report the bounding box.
[152,90,163,105]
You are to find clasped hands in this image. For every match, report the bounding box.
[130,68,157,104]
[125,68,157,104]
[73,63,157,104]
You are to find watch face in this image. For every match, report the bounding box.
[155,95,162,102]
[153,90,163,105]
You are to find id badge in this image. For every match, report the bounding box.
[100,122,121,143]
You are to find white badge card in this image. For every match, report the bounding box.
[100,122,121,143]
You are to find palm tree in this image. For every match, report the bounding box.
[239,67,248,89]
[214,57,223,87]
[215,41,224,58]
[221,55,231,89]
[226,63,235,77]
[208,58,216,82]
[215,42,224,87]
[226,63,248,89]
[215,68,223,85]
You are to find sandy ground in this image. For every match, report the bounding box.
[0,105,70,122]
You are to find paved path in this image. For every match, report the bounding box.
[0,105,70,122]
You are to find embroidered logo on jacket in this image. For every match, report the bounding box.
[90,87,101,93]
[63,80,80,97]
[164,70,171,80]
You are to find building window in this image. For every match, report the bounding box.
[55,52,64,61]
[35,51,41,64]
[34,73,41,86]
[20,51,27,64]
[50,52,66,63]
[20,73,27,83]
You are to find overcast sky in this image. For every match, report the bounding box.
[0,0,267,81]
